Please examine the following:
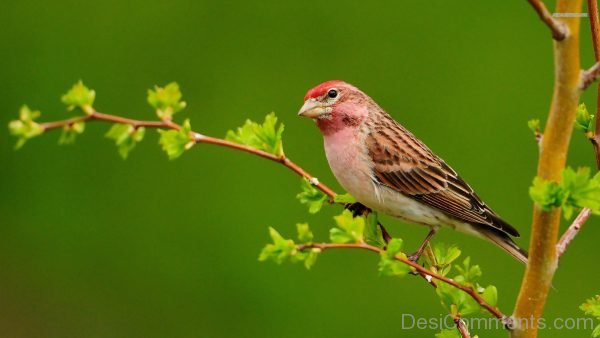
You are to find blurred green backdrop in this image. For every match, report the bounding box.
[1,1,599,337]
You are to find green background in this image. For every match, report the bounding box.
[1,1,599,337]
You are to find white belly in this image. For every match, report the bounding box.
[323,128,478,234]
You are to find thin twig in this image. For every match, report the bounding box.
[589,0,600,170]
[39,110,338,198]
[557,207,592,258]
[297,242,506,320]
[580,61,600,90]
[589,0,600,60]
[527,0,568,40]
[452,314,471,338]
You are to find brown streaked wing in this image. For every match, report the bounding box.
[365,116,520,237]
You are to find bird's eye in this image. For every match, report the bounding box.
[327,89,338,99]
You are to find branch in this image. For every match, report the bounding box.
[513,1,583,337]
[580,61,600,90]
[452,315,471,338]
[580,0,600,91]
[297,242,506,320]
[557,207,592,258]
[590,0,600,170]
[590,0,600,60]
[39,110,338,199]
[528,0,568,40]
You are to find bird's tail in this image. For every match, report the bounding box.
[482,230,528,265]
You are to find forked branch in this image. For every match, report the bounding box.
[527,0,568,40]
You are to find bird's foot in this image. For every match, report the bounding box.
[344,202,392,247]
[344,202,370,217]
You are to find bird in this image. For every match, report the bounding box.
[297,80,528,264]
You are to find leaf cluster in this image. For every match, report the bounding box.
[296,178,328,214]
[226,113,284,156]
[378,238,412,277]
[329,209,365,244]
[575,103,595,136]
[530,167,600,219]
[58,122,85,145]
[258,224,320,270]
[427,245,497,318]
[147,82,187,120]
[61,80,95,114]
[581,296,600,337]
[158,119,194,160]
[105,124,146,159]
[8,106,44,149]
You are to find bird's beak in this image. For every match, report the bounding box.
[298,99,331,118]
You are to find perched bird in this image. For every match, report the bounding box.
[298,80,528,264]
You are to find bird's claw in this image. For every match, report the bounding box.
[344,202,370,217]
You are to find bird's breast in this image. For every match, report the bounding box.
[323,128,458,228]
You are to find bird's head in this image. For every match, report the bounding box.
[298,80,369,135]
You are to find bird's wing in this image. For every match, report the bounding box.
[365,116,519,237]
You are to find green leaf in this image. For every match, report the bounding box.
[61,80,95,114]
[581,296,600,337]
[436,280,479,316]
[105,124,146,159]
[329,210,365,244]
[529,167,600,219]
[378,254,411,277]
[561,167,600,219]
[333,193,357,204]
[225,112,285,156]
[528,118,541,134]
[436,255,497,317]
[435,329,461,338]
[481,285,498,307]
[8,105,45,149]
[432,243,462,276]
[364,212,386,248]
[258,227,296,264]
[158,119,193,160]
[302,248,320,270]
[581,295,600,319]
[386,238,404,256]
[529,176,563,211]
[296,223,313,243]
[378,238,411,277]
[454,257,482,287]
[58,121,86,145]
[259,226,320,269]
[296,178,328,214]
[147,82,187,120]
[575,103,594,134]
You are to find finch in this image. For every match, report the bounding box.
[298,80,527,264]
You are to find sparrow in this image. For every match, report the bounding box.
[298,80,528,264]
